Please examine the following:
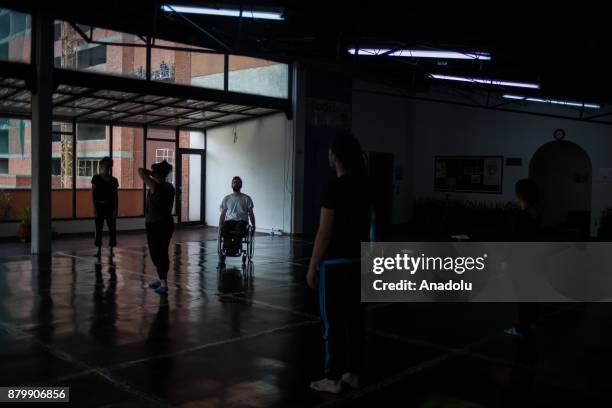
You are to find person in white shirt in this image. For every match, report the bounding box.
[219,176,255,253]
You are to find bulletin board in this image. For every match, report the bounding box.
[434,156,503,193]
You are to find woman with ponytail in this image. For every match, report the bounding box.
[307,133,371,393]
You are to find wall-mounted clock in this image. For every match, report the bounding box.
[554,128,566,141]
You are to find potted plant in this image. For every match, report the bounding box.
[18,206,31,242]
[598,208,612,241]
[0,190,11,220]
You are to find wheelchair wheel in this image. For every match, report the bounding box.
[247,228,254,261]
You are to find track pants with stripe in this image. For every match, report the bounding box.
[318,259,364,380]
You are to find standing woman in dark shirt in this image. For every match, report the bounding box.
[92,157,118,258]
[307,134,371,394]
[138,160,175,296]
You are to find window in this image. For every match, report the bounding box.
[148,128,175,140]
[77,45,106,69]
[112,126,144,216]
[10,12,27,35]
[53,23,61,41]
[0,13,9,38]
[155,148,173,163]
[151,39,224,89]
[0,118,30,187]
[228,55,289,98]
[54,22,145,78]
[52,125,73,190]
[0,9,31,63]
[77,123,106,141]
[0,119,7,153]
[51,158,61,176]
[76,24,91,34]
[147,140,175,186]
[77,159,99,177]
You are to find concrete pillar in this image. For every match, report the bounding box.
[291,62,306,234]
[30,8,53,254]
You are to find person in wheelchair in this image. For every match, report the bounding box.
[219,176,255,256]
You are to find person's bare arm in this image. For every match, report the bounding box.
[137,168,156,193]
[307,208,334,288]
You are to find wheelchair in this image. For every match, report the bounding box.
[218,223,254,267]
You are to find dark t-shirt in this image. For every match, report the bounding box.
[513,207,541,241]
[146,182,175,223]
[320,174,371,259]
[91,174,118,204]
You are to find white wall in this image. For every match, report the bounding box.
[205,113,294,234]
[351,80,612,235]
[410,99,612,235]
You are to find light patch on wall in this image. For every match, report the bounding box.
[599,168,612,184]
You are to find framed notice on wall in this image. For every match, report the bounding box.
[434,156,504,193]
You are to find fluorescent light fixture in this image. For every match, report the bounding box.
[430,74,540,89]
[503,94,601,109]
[161,5,284,20]
[348,48,491,60]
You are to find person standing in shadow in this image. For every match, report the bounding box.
[138,161,175,296]
[307,133,371,394]
[92,157,118,258]
[505,178,542,337]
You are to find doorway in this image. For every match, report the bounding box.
[529,140,592,237]
[369,152,394,239]
[177,148,206,225]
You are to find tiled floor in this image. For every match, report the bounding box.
[0,229,608,407]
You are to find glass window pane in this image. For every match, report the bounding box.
[0,117,30,221]
[76,124,109,217]
[0,9,31,63]
[151,40,224,90]
[179,130,205,149]
[112,126,144,216]
[180,153,202,222]
[53,22,145,79]
[52,122,74,190]
[146,140,175,184]
[51,121,73,219]
[228,55,288,98]
[146,139,176,216]
[147,127,175,140]
[0,118,30,188]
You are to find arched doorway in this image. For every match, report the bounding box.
[529,140,592,238]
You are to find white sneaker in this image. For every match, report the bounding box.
[341,372,360,389]
[310,378,342,394]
